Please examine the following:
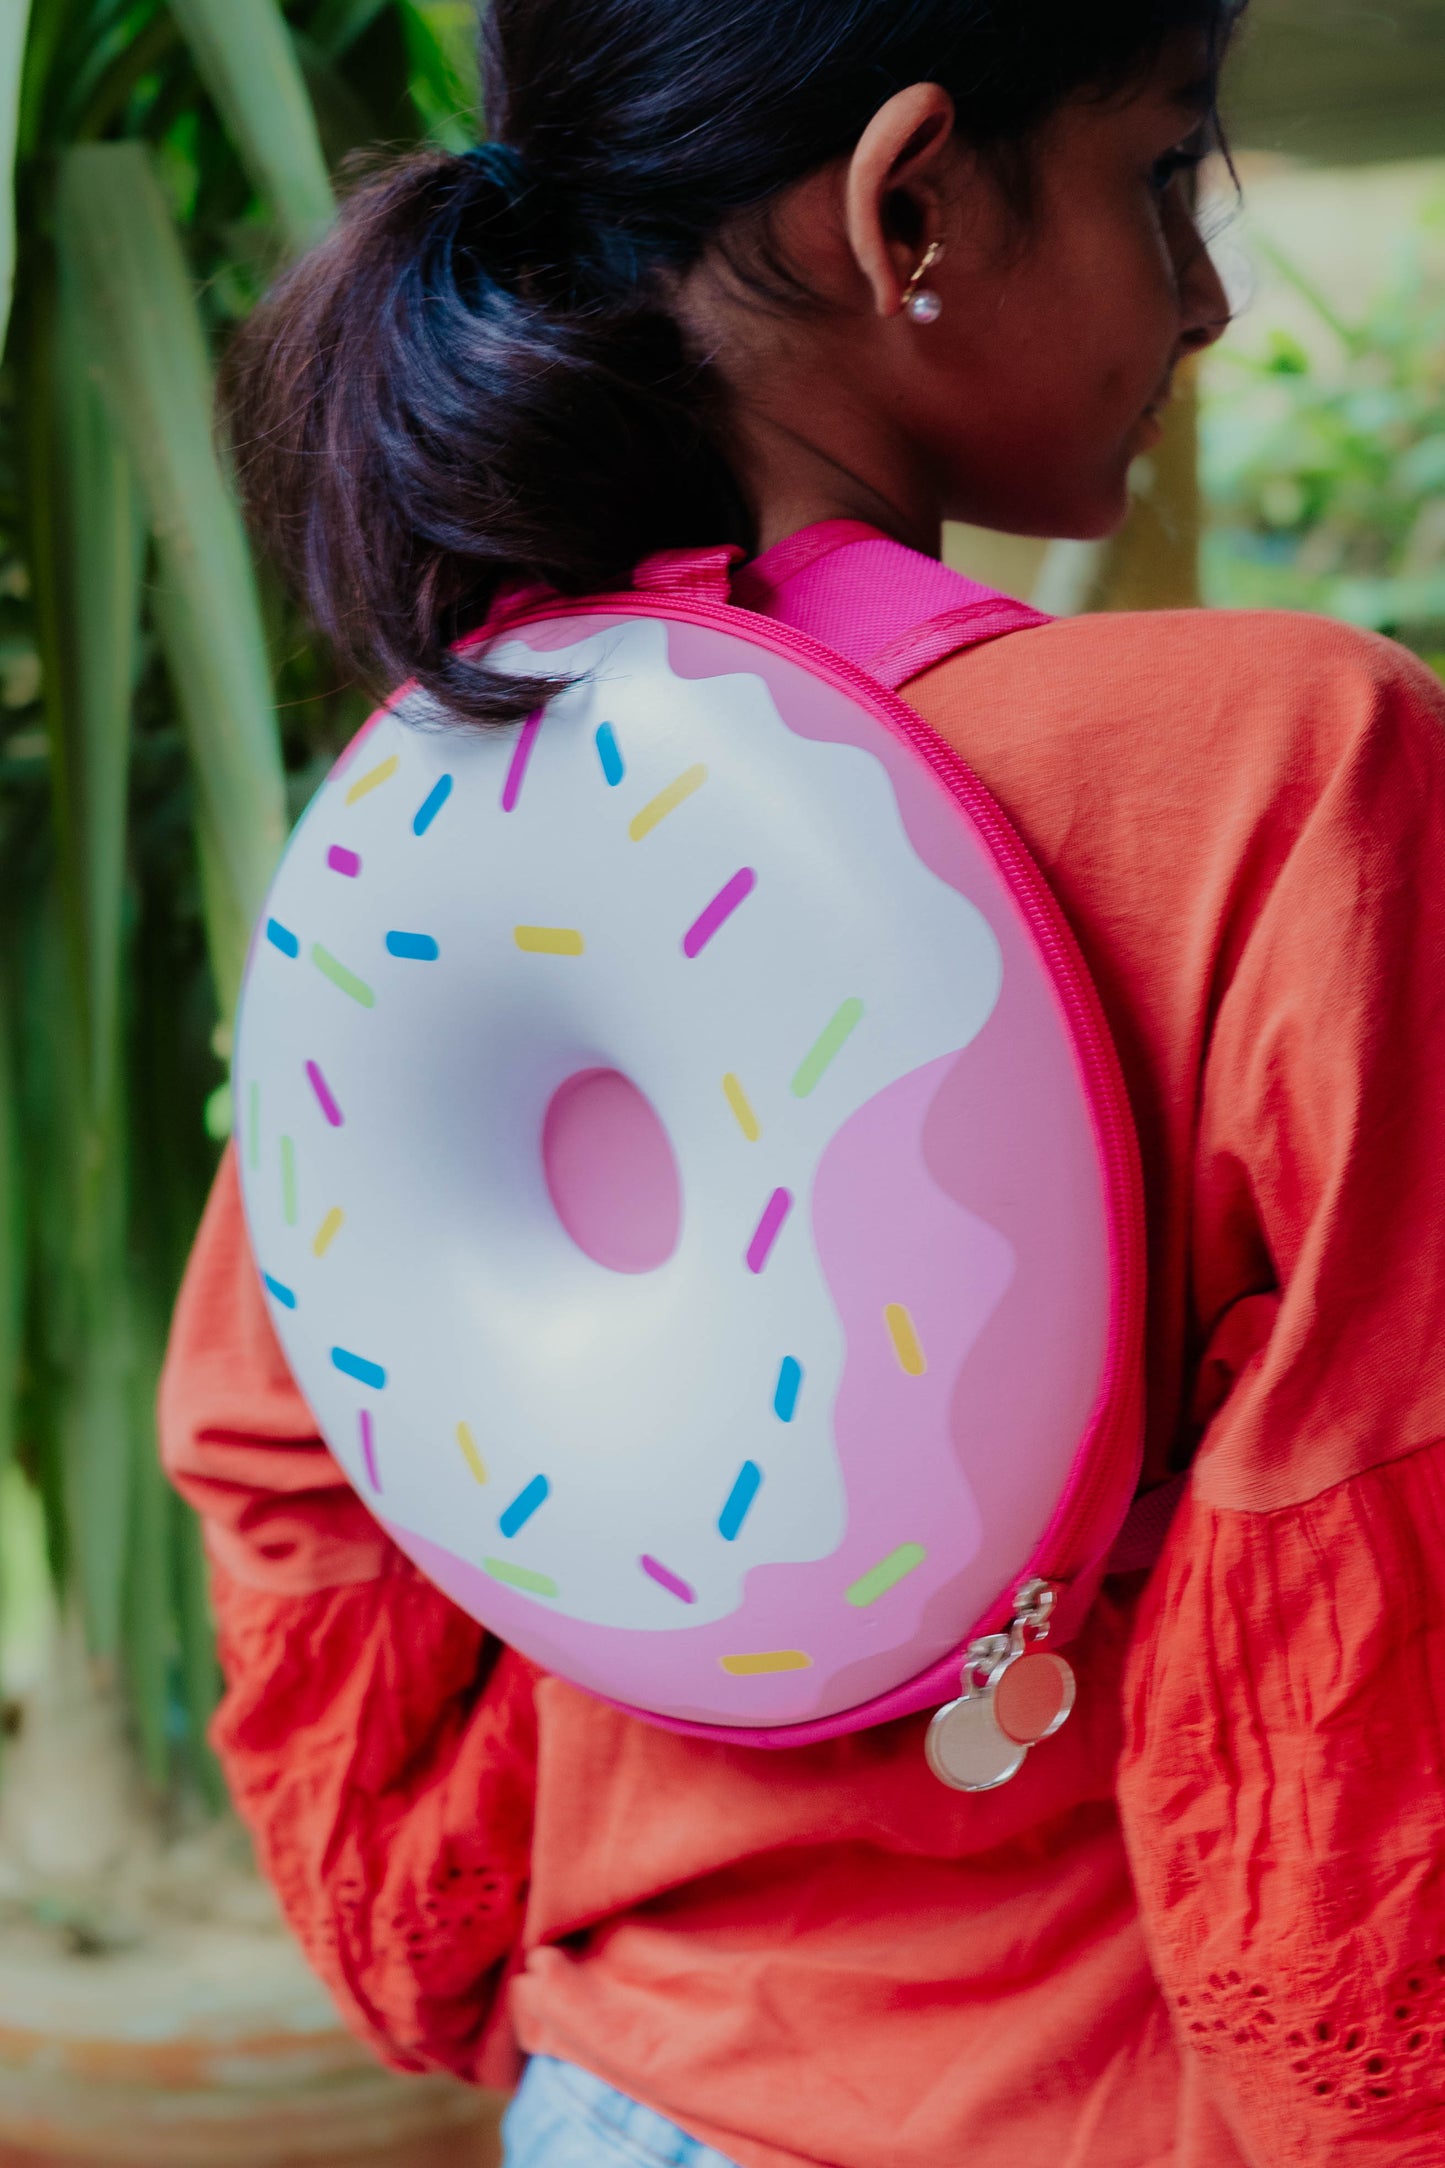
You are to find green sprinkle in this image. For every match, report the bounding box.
[846,1542,927,1609]
[281,1135,298,1227]
[247,1080,261,1171]
[792,998,865,1099]
[312,942,376,1008]
[484,1557,559,1599]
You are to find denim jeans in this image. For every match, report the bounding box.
[501,2055,743,2168]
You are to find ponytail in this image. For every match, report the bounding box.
[222,145,746,729]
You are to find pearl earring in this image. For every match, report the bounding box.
[902,241,945,325]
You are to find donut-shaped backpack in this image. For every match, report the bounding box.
[235,528,1146,1792]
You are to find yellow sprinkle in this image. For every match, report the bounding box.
[885,1304,927,1377]
[455,1422,488,1486]
[723,1073,761,1142]
[720,1650,814,1677]
[345,754,400,806]
[629,764,708,842]
[312,1207,345,1259]
[515,926,585,956]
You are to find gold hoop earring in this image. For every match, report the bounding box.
[902,241,945,325]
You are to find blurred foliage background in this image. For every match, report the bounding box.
[0,0,482,1813]
[0,0,1444,1826]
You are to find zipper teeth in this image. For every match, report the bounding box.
[491,589,1147,1606]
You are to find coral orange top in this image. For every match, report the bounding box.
[161,593,1445,2168]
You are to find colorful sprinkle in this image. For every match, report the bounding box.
[630,763,707,842]
[485,1557,559,1598]
[746,1188,793,1275]
[846,1543,928,1609]
[332,1346,387,1390]
[723,1073,760,1142]
[327,846,361,878]
[774,1358,803,1423]
[305,1060,344,1129]
[345,754,399,807]
[792,999,866,1099]
[313,1207,345,1259]
[413,775,453,836]
[247,1081,261,1172]
[719,1462,763,1542]
[263,1275,296,1310]
[499,1475,550,1538]
[595,724,624,787]
[683,868,756,959]
[515,926,585,957]
[456,1421,488,1485]
[360,1409,382,1492]
[501,707,544,812]
[385,931,441,962]
[312,943,376,1008]
[280,1135,298,1226]
[266,919,299,959]
[884,1304,927,1378]
[721,1650,814,1676]
[641,1555,697,1604]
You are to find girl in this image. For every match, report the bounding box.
[161,3,1445,2162]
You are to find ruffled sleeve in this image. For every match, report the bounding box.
[1119,634,1445,2164]
[159,1149,537,2084]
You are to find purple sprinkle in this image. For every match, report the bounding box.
[328,845,362,878]
[746,1188,794,1275]
[501,707,544,812]
[305,1060,344,1128]
[683,868,757,960]
[641,1555,697,1604]
[360,1409,382,1493]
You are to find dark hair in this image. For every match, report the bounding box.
[223,0,1244,728]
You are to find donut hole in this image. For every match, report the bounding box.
[542,1068,682,1275]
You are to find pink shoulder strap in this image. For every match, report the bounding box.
[731,519,1049,689]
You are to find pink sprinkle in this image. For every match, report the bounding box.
[641,1555,696,1604]
[683,868,757,959]
[501,707,544,812]
[746,1188,794,1275]
[360,1410,382,1492]
[328,845,361,877]
[305,1060,344,1128]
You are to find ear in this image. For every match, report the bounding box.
[845,83,956,319]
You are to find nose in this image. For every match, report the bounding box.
[1173,209,1230,358]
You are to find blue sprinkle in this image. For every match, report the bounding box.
[331,1347,387,1390]
[774,1358,803,1423]
[414,774,454,836]
[263,1275,297,1310]
[719,1461,763,1542]
[595,723,624,787]
[266,919,300,959]
[499,1474,551,1539]
[386,931,440,961]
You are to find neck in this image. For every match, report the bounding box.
[728,407,944,562]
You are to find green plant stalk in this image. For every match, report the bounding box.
[0,963,22,1479]
[0,0,32,357]
[168,0,334,251]
[56,142,287,1020]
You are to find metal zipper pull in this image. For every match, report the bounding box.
[925,1578,1076,1793]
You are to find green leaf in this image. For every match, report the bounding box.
[168,0,334,251]
[400,0,477,149]
[49,207,145,1129]
[0,0,32,357]
[56,143,287,1019]
[308,0,391,60]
